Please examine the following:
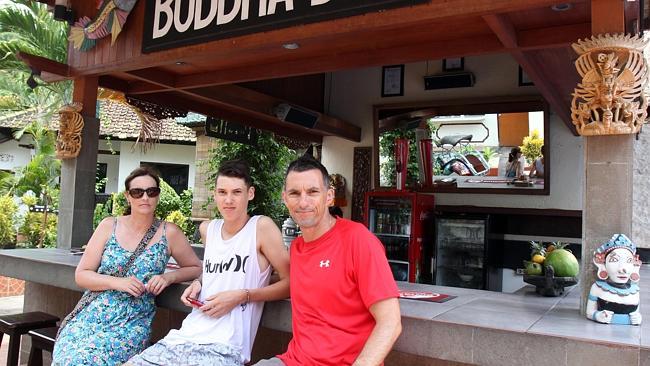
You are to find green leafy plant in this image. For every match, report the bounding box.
[520,129,544,163]
[206,131,298,225]
[0,195,17,248]
[111,192,127,216]
[18,211,57,248]
[154,180,181,219]
[480,146,498,162]
[93,194,113,229]
[378,128,420,187]
[165,210,187,234]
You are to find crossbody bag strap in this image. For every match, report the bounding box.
[57,219,162,339]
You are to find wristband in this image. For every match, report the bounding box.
[240,289,250,311]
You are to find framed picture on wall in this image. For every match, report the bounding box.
[381,65,404,97]
[443,57,464,71]
[518,66,534,86]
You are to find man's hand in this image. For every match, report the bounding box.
[200,289,247,318]
[180,280,202,307]
[114,276,145,297]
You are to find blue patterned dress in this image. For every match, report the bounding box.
[52,220,170,366]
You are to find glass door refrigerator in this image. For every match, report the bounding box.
[434,215,488,289]
[364,191,435,283]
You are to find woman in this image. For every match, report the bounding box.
[529,145,545,178]
[53,167,202,366]
[505,147,523,178]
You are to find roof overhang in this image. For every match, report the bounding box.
[31,0,645,138]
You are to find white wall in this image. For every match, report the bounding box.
[429,114,499,147]
[0,137,196,194]
[323,53,584,216]
[0,136,33,171]
[116,142,196,191]
[98,153,120,193]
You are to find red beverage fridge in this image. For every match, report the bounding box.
[364,191,435,283]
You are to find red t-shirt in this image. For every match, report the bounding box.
[278,218,399,366]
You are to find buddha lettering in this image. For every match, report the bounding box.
[586,234,641,325]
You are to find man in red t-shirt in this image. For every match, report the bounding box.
[255,156,401,366]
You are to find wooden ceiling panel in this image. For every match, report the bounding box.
[154,16,493,76]
[508,1,590,31]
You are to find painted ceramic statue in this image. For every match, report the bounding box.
[586,234,642,325]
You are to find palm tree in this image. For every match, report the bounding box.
[0,0,70,113]
[0,0,68,247]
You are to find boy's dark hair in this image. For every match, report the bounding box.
[285,155,330,188]
[217,159,252,187]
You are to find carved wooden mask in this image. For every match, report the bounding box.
[56,102,84,159]
[571,33,649,136]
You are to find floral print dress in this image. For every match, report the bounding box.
[52,220,170,366]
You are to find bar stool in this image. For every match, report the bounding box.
[0,312,59,366]
[27,326,58,366]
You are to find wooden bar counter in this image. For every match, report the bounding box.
[0,249,648,366]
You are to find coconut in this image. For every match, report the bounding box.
[544,249,579,277]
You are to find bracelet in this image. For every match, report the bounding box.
[240,289,250,312]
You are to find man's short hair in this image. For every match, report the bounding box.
[285,155,330,188]
[217,159,253,187]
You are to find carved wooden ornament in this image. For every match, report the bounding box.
[56,102,84,159]
[571,33,649,136]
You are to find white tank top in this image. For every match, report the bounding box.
[163,215,271,363]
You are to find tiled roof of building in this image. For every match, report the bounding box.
[0,100,198,143]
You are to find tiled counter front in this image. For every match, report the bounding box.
[1,249,649,366]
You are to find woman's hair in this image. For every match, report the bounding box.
[124,166,161,215]
[508,147,521,163]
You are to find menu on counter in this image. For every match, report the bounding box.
[398,290,455,303]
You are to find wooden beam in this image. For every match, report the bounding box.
[124,70,361,141]
[518,23,590,50]
[16,51,72,80]
[190,86,360,141]
[126,68,176,90]
[134,92,324,143]
[482,14,577,134]
[98,75,129,93]
[592,0,625,33]
[483,14,518,48]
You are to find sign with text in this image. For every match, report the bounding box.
[142,0,428,53]
[205,117,259,145]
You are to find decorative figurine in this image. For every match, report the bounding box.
[586,234,642,325]
[571,34,649,136]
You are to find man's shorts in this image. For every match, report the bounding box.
[127,339,242,366]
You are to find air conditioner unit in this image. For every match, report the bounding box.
[424,72,475,90]
[273,103,320,129]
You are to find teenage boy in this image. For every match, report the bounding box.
[127,159,290,366]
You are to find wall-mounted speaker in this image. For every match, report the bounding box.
[273,103,320,128]
[424,72,475,90]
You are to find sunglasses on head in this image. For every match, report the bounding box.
[128,187,161,198]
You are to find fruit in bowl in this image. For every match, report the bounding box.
[524,260,542,275]
[544,242,579,277]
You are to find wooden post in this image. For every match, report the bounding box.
[580,0,630,313]
[56,77,99,249]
